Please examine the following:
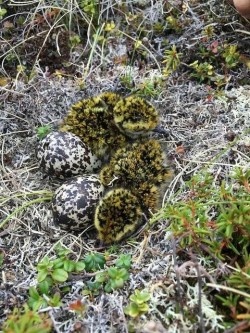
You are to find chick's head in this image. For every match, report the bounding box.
[97,92,121,109]
[113,96,159,138]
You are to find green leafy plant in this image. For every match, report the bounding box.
[150,164,250,329]
[37,125,52,140]
[79,0,99,19]
[151,167,250,259]
[28,287,62,310]
[2,304,52,333]
[135,78,163,99]
[105,245,119,254]
[84,252,106,272]
[166,15,182,33]
[37,255,69,283]
[214,252,250,330]
[37,244,86,284]
[202,26,215,39]
[84,280,103,297]
[228,253,250,293]
[222,44,240,69]
[216,293,240,320]
[31,249,110,304]
[115,254,132,270]
[119,72,134,91]
[189,60,214,82]
[84,253,131,295]
[69,34,81,48]
[96,267,129,293]
[28,286,49,310]
[190,40,241,87]
[124,289,151,318]
[28,244,86,310]
[0,6,7,19]
[162,45,182,76]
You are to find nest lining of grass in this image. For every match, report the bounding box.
[1,0,250,332]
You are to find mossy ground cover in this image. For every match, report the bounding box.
[0,0,250,332]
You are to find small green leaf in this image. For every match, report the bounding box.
[54,244,71,257]
[95,271,107,283]
[110,278,125,289]
[0,7,7,19]
[51,269,68,282]
[124,302,140,318]
[84,253,106,272]
[37,269,48,283]
[225,224,233,238]
[28,297,48,311]
[107,268,129,290]
[29,287,40,300]
[137,303,149,312]
[37,256,49,266]
[104,282,112,293]
[74,261,86,272]
[115,254,132,270]
[107,267,118,279]
[49,292,62,307]
[109,267,127,278]
[37,125,52,140]
[63,259,75,272]
[52,258,64,269]
[86,281,102,294]
[38,277,53,295]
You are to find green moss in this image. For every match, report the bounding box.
[94,188,143,244]
[113,96,159,138]
[60,92,127,156]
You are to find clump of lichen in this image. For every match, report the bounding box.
[113,96,159,138]
[60,92,128,156]
[94,188,143,244]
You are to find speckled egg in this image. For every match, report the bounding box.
[51,175,105,231]
[37,131,102,179]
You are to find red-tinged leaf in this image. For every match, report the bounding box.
[69,299,86,313]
